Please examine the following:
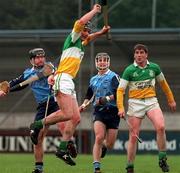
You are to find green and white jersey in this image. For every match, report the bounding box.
[119,61,165,99]
[56,20,85,78]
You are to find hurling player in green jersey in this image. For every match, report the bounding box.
[29,4,110,166]
[117,44,176,173]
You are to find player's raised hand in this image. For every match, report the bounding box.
[100,25,111,35]
[93,4,101,13]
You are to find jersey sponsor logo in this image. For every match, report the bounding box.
[134,80,153,89]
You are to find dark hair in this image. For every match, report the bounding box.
[84,21,93,33]
[134,44,148,53]
[29,48,45,59]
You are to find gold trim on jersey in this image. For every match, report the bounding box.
[56,57,81,78]
[129,87,156,98]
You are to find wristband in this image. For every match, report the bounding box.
[105,96,111,102]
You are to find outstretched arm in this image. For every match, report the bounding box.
[71,4,101,43]
[79,4,101,25]
[9,74,29,92]
[0,74,28,97]
[83,25,110,46]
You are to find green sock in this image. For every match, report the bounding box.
[127,162,134,168]
[34,120,43,129]
[59,141,68,151]
[159,151,167,160]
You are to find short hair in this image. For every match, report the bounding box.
[84,21,93,33]
[134,44,148,53]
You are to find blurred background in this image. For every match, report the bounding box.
[0,0,179,154]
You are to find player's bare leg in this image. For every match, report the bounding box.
[126,116,142,173]
[100,129,118,159]
[54,93,77,166]
[147,108,169,172]
[105,129,118,149]
[62,97,81,140]
[93,121,106,173]
[58,97,80,158]
[30,91,76,166]
[32,127,48,173]
[30,92,74,145]
[44,92,74,124]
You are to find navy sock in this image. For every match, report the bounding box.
[93,161,101,171]
[35,162,43,171]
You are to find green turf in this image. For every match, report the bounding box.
[0,154,180,173]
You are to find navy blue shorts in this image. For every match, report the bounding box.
[35,98,59,121]
[93,106,120,129]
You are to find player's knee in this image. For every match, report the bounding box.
[130,136,137,143]
[95,135,104,144]
[55,109,72,121]
[156,124,165,134]
[106,141,114,149]
[129,132,139,143]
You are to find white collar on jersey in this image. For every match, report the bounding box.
[133,60,150,68]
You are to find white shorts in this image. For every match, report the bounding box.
[127,97,160,118]
[53,73,76,97]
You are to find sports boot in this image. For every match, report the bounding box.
[101,145,107,158]
[94,170,101,173]
[159,157,169,172]
[32,168,43,173]
[126,166,134,173]
[55,149,76,166]
[67,140,78,158]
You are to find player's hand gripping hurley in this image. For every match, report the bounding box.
[123,117,142,143]
[79,92,96,112]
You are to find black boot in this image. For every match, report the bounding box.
[55,149,76,166]
[32,169,43,173]
[159,157,169,172]
[126,166,134,173]
[67,140,78,158]
[101,145,107,158]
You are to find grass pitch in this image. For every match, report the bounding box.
[0,154,180,173]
